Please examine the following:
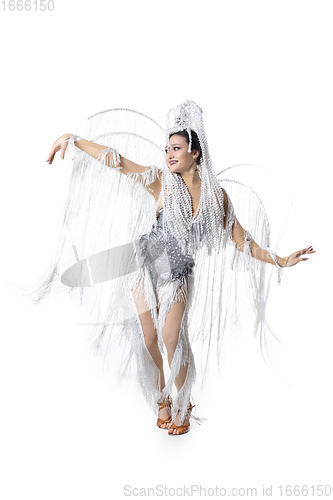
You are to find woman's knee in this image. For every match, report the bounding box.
[162,328,180,353]
[144,331,159,350]
[138,310,158,348]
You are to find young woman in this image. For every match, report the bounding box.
[43,101,315,435]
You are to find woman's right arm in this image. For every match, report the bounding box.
[46,133,147,175]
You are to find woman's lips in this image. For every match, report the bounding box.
[169,161,178,165]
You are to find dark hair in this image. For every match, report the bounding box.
[169,129,202,165]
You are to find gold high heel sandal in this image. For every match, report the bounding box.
[157,396,172,429]
[168,402,195,436]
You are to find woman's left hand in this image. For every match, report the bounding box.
[284,246,316,267]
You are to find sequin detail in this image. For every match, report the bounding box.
[138,207,195,282]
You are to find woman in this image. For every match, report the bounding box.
[42,101,314,435]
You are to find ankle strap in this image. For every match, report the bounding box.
[157,396,172,409]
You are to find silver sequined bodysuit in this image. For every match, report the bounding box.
[138,207,195,283]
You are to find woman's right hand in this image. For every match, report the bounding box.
[46,133,73,164]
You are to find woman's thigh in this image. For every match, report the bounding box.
[161,282,187,349]
[132,277,157,345]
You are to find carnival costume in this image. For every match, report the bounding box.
[28,101,291,427]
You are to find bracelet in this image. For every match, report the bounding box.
[65,134,83,146]
[64,135,84,160]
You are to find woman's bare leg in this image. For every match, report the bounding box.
[162,301,188,391]
[132,283,170,425]
[162,298,192,434]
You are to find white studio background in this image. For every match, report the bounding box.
[0,1,331,499]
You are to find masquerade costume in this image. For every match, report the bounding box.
[30,101,290,426]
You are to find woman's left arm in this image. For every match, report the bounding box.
[232,219,315,267]
[222,188,316,268]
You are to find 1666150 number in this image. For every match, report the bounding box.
[1,0,54,10]
[278,485,331,496]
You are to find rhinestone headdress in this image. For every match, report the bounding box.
[163,100,225,255]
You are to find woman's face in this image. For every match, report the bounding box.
[165,134,199,174]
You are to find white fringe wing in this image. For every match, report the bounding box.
[25,105,292,421]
